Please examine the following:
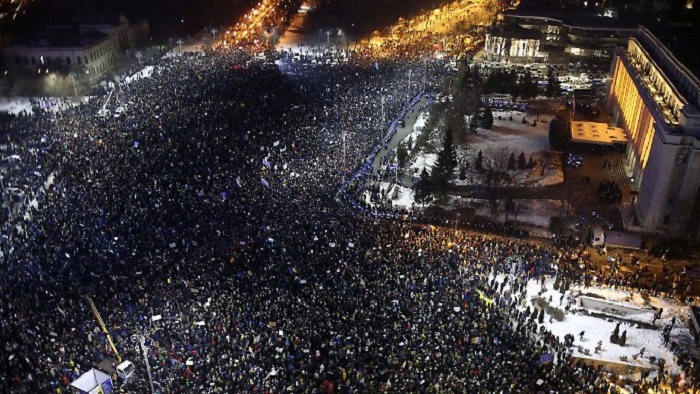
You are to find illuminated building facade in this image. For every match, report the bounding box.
[608,27,700,240]
[484,24,542,62]
[502,10,635,60]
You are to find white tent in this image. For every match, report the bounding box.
[70,368,113,394]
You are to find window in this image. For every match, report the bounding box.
[85,56,88,64]
[31,57,35,65]
[663,214,670,225]
[66,57,71,65]
[77,57,81,65]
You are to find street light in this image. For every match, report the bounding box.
[131,329,156,394]
[68,72,78,98]
[211,28,219,45]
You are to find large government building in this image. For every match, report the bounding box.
[608,26,700,241]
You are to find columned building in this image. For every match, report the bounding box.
[608,26,700,240]
[484,24,543,62]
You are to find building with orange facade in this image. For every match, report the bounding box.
[608,26,700,241]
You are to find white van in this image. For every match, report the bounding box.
[117,361,135,380]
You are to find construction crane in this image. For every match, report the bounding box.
[85,296,122,363]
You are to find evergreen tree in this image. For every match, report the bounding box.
[548,116,568,151]
[545,68,562,97]
[527,155,535,169]
[431,128,458,194]
[469,109,480,133]
[519,70,538,100]
[507,152,516,171]
[619,330,627,346]
[459,167,467,181]
[414,168,433,205]
[475,150,483,172]
[396,142,408,168]
[517,151,526,170]
[479,105,494,130]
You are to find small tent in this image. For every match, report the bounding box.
[70,368,113,394]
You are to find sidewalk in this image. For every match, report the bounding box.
[370,96,429,187]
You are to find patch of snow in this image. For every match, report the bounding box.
[498,274,690,378]
[468,198,566,227]
[410,152,437,175]
[390,185,415,210]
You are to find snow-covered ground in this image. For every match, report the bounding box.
[496,274,692,379]
[404,111,428,151]
[410,152,437,175]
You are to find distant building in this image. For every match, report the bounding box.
[607,26,700,241]
[501,10,636,61]
[1,14,150,78]
[484,24,542,62]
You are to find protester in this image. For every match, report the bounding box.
[0,39,695,394]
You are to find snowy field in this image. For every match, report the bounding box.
[496,274,693,379]
[472,199,568,227]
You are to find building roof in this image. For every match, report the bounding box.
[10,29,108,49]
[570,121,628,145]
[504,8,639,30]
[487,23,541,40]
[645,25,700,82]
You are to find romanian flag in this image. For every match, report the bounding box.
[470,337,483,344]
[476,290,495,307]
[291,138,300,153]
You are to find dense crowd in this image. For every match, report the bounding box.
[0,42,696,394]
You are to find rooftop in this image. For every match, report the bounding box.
[10,29,108,49]
[486,23,541,40]
[504,8,639,30]
[570,121,628,146]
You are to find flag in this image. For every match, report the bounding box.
[280,146,286,153]
[538,353,554,366]
[470,337,482,344]
[263,157,271,168]
[236,177,242,187]
[261,178,269,187]
[291,138,299,152]
[476,289,494,307]
[273,140,280,147]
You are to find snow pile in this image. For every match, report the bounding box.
[468,198,566,227]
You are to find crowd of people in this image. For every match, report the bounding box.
[0,30,697,394]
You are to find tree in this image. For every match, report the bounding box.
[475,150,483,172]
[414,168,433,205]
[518,70,538,100]
[517,151,526,170]
[396,142,408,168]
[507,152,516,171]
[431,128,459,194]
[545,68,561,98]
[469,109,480,133]
[479,105,494,129]
[619,330,627,346]
[548,116,569,151]
[527,155,535,169]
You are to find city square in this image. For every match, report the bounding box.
[0,0,700,393]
